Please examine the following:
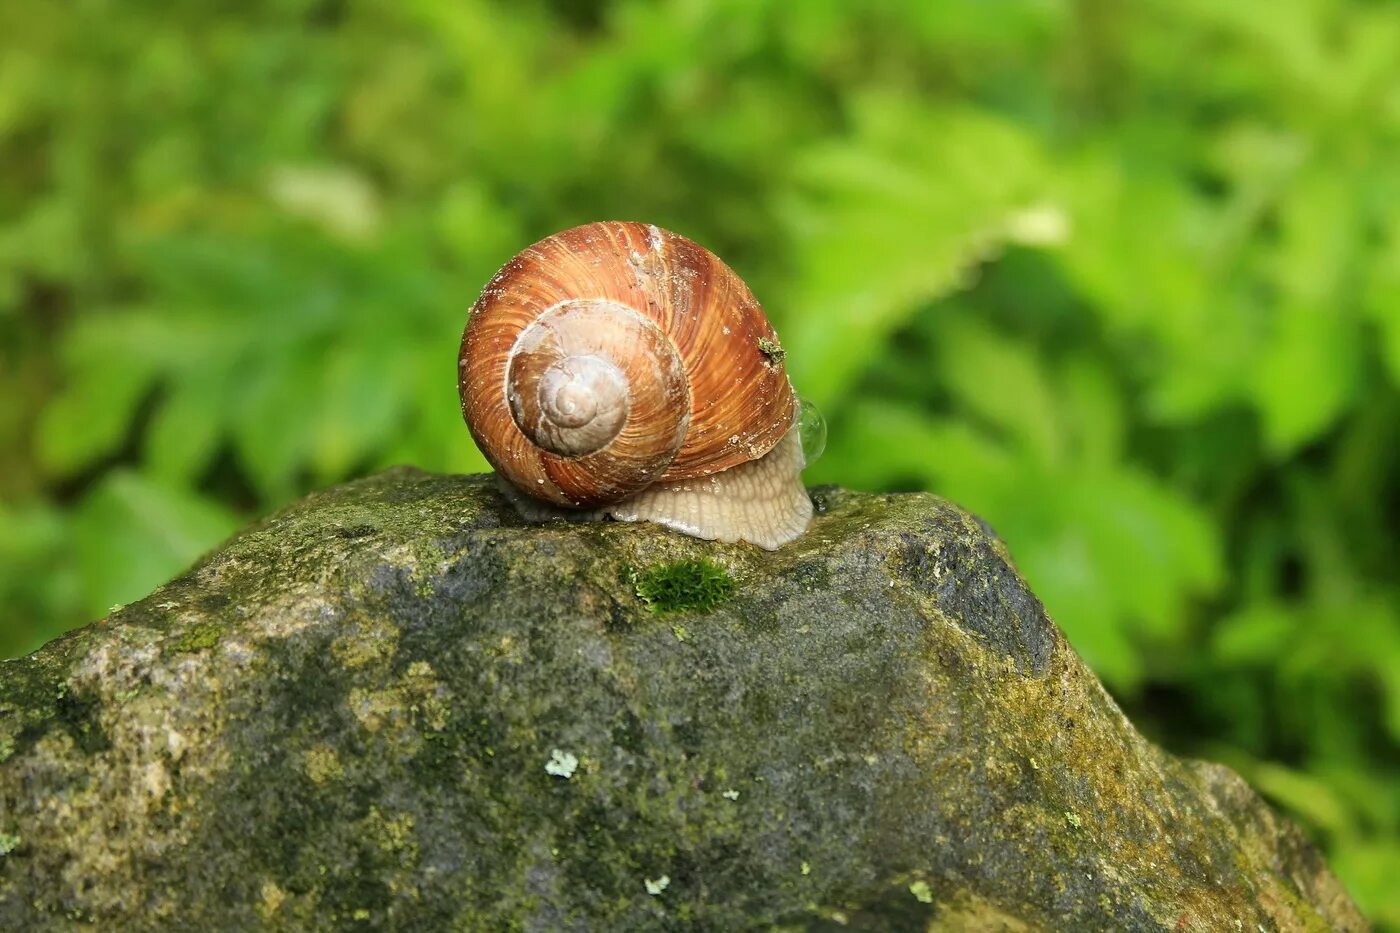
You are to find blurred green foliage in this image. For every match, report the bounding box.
[2,0,1398,922]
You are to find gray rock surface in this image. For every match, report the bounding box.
[0,469,1367,931]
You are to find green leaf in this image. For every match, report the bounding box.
[1056,355,1124,467]
[145,375,229,484]
[231,354,321,502]
[308,341,409,485]
[0,500,79,659]
[35,336,158,477]
[1364,212,1400,388]
[936,316,1061,466]
[1240,758,1352,835]
[69,471,240,619]
[1211,603,1298,665]
[1055,159,1254,424]
[806,400,1018,499]
[780,98,1053,410]
[1249,304,1359,454]
[1331,838,1400,929]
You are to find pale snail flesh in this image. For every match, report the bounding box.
[457,221,814,549]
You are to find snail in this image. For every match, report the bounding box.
[457,221,821,549]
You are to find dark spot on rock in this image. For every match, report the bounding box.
[198,592,231,612]
[780,559,833,593]
[816,883,938,929]
[894,528,1055,676]
[671,717,707,753]
[51,687,111,755]
[808,484,853,516]
[610,709,646,755]
[604,600,635,632]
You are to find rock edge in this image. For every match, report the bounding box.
[0,469,1367,931]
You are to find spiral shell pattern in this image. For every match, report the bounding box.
[459,221,798,509]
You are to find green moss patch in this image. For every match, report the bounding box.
[756,336,786,365]
[632,559,735,615]
[172,621,223,653]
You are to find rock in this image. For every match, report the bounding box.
[0,469,1365,932]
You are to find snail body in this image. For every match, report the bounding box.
[458,221,813,549]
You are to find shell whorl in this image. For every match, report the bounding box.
[518,353,628,456]
[504,299,688,460]
[459,221,798,509]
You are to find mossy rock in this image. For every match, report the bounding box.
[0,469,1367,931]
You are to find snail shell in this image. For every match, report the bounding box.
[458,221,812,548]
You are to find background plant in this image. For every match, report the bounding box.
[2,0,1397,923]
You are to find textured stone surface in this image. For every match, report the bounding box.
[0,469,1367,931]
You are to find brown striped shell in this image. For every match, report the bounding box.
[458,221,799,509]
